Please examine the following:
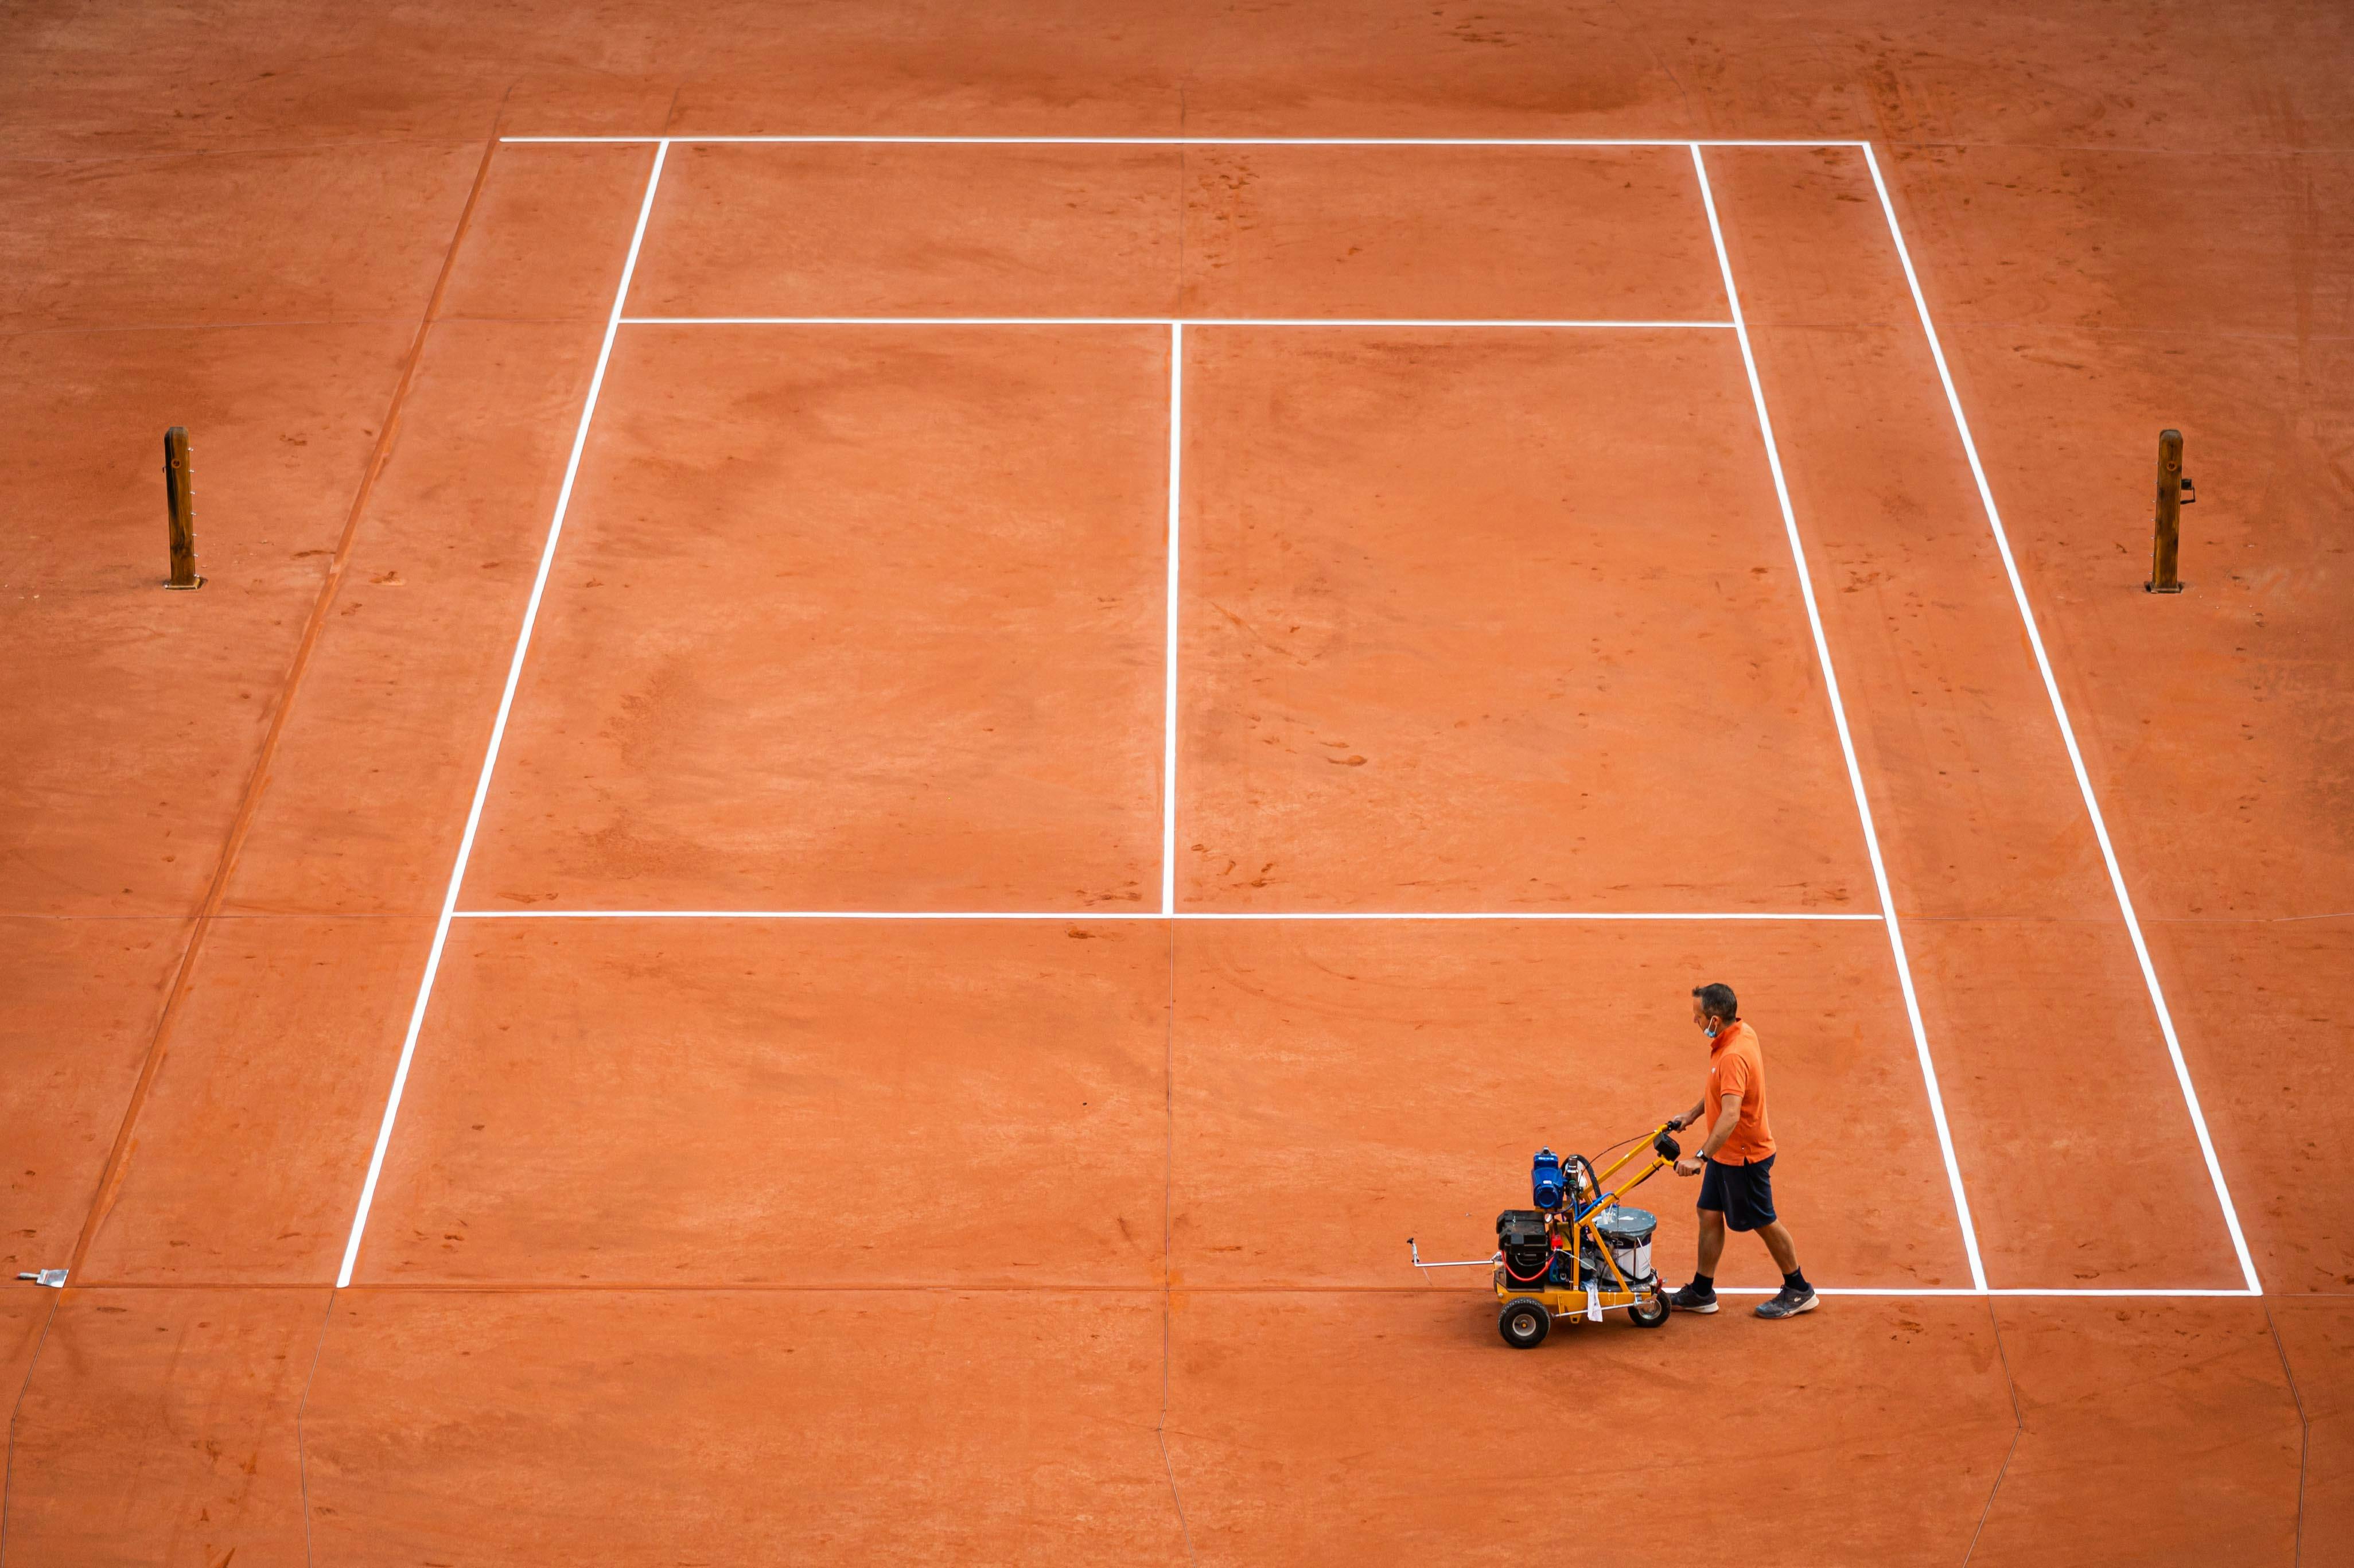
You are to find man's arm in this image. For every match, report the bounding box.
[1675,1093,1743,1176]
[1695,1092,1744,1161]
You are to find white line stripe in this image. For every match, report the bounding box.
[503,136,1873,148]
[446,909,1885,921]
[619,316,1737,329]
[1690,143,1990,1293]
[1706,1286,2260,1298]
[1983,1287,2260,1298]
[1162,322,1184,915]
[333,140,674,1291]
[1858,143,2261,1294]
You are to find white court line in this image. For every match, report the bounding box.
[333,140,674,1290]
[504,135,1871,147]
[620,316,1736,329]
[1161,322,1184,915]
[1690,143,1990,1294]
[1859,144,2262,1295]
[448,909,1886,922]
[1707,1286,2261,1298]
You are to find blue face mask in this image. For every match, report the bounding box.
[1703,1020,1721,1039]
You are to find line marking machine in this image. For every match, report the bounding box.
[1409,1123,1685,1348]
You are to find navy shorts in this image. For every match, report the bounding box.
[1697,1154,1777,1231]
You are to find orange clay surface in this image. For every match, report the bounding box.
[1177,325,1870,912]
[460,324,1171,913]
[629,141,1726,321]
[6,6,2353,1564]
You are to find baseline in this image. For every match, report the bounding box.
[504,137,1872,147]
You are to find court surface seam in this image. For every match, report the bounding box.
[292,1288,336,1568]
[1157,927,1195,1560]
[59,127,508,1285]
[2258,1301,2312,1565]
[0,1294,63,1563]
[1963,1303,2027,1566]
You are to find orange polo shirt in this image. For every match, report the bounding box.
[1700,1020,1776,1164]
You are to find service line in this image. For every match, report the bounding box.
[334,139,674,1290]
[619,316,1737,329]
[1690,142,1990,1293]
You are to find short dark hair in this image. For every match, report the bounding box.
[1691,983,1738,1021]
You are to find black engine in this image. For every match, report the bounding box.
[1500,1208,1622,1290]
[1497,1210,1555,1287]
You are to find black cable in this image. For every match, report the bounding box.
[1588,1126,1655,1162]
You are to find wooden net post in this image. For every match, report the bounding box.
[164,426,203,589]
[2147,428,2185,594]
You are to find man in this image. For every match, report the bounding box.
[1663,982,1816,1319]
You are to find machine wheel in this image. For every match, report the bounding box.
[1628,1290,1670,1329]
[1498,1299,1551,1348]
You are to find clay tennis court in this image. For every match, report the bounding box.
[6,6,2351,1563]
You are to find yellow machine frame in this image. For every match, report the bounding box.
[1495,1123,1679,1319]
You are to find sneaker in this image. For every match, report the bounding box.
[1668,1281,1719,1314]
[1755,1284,1819,1319]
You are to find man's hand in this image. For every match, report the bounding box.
[1663,1112,1687,1132]
[1674,1155,1703,1177]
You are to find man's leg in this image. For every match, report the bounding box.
[1751,1201,1818,1319]
[1754,1219,1798,1275]
[1697,1209,1727,1275]
[1672,1208,1727,1313]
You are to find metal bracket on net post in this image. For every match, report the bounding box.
[2147,427,2189,594]
[163,425,204,590]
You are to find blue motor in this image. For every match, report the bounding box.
[1531,1147,1570,1211]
